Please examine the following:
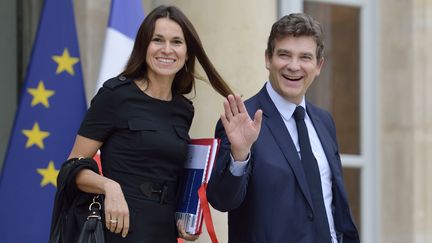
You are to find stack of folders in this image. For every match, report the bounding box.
[175,138,219,235]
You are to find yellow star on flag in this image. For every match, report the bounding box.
[22,122,50,149]
[37,161,59,187]
[52,48,79,75]
[27,80,55,108]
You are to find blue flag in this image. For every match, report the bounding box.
[0,0,86,242]
[96,0,144,89]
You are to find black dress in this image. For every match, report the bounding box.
[78,76,194,243]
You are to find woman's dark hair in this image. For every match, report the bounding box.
[266,13,324,61]
[121,5,233,97]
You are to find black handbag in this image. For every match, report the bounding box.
[77,195,105,243]
[49,157,105,243]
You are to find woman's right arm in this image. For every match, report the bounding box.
[69,135,130,238]
[69,134,109,194]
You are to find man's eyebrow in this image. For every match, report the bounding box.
[275,49,290,54]
[301,52,314,57]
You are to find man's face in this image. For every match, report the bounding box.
[265,35,323,104]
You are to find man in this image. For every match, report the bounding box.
[207,13,359,243]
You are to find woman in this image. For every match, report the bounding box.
[67,5,232,242]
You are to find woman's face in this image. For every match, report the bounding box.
[146,18,187,82]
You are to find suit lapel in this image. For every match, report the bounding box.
[256,88,314,209]
[306,104,340,180]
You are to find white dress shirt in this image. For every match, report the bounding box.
[229,82,337,242]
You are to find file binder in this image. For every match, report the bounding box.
[175,138,219,235]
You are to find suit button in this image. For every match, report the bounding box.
[118,75,126,81]
[308,213,314,221]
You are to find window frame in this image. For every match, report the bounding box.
[278,0,378,242]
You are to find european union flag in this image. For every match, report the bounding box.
[0,0,86,242]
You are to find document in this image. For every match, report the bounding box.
[175,138,219,234]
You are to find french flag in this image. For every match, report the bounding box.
[96,0,145,89]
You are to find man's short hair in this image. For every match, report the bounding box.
[266,13,324,60]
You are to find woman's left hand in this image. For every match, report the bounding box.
[177,220,199,241]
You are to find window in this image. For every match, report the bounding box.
[279,0,377,241]
[304,1,362,231]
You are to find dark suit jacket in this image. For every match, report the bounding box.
[207,86,359,243]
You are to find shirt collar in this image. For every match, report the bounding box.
[265,81,306,121]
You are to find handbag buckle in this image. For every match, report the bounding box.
[88,196,102,211]
[87,195,102,220]
[88,201,102,211]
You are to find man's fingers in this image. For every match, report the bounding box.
[223,99,233,120]
[224,94,250,122]
[253,109,263,129]
[235,94,247,114]
[228,94,239,115]
[221,114,229,128]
